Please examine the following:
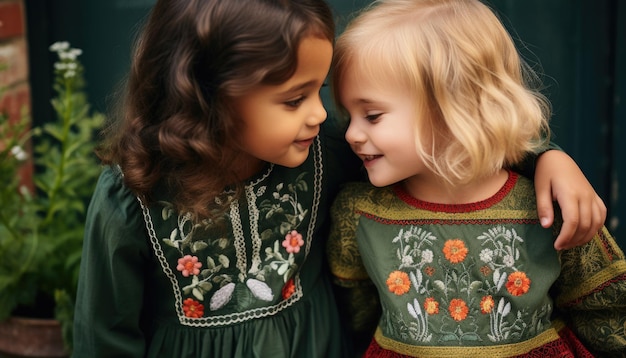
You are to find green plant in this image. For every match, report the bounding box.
[0,42,104,350]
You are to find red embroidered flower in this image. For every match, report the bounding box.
[423,297,439,315]
[448,298,469,321]
[480,295,495,314]
[176,255,202,277]
[386,271,411,295]
[480,265,492,276]
[282,278,296,300]
[443,239,468,264]
[506,271,531,296]
[182,298,204,318]
[282,230,304,254]
[424,266,435,276]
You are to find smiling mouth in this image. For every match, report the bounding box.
[294,136,316,146]
[360,154,382,164]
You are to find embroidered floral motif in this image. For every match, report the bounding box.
[265,239,297,283]
[282,278,296,300]
[183,298,204,318]
[209,282,235,311]
[176,255,202,277]
[423,297,439,315]
[246,278,274,301]
[282,230,304,254]
[156,170,312,318]
[448,298,469,321]
[506,271,531,296]
[382,224,551,345]
[477,226,524,271]
[443,239,468,263]
[387,271,411,295]
[480,295,495,314]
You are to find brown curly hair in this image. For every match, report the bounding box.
[98,0,335,220]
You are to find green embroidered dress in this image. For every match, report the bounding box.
[73,125,359,357]
[328,172,626,357]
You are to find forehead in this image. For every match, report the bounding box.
[339,64,407,105]
[273,36,332,93]
[241,36,332,100]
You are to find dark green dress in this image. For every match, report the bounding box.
[72,123,360,357]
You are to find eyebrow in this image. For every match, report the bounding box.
[347,98,377,106]
[278,80,320,96]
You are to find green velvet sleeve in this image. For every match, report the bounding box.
[72,167,151,357]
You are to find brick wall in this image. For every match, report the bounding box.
[0,0,33,190]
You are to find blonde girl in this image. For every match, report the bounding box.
[328,0,625,356]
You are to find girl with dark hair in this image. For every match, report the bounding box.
[73,0,606,356]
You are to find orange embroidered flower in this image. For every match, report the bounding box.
[282,230,304,254]
[176,255,202,277]
[480,295,495,314]
[448,298,469,321]
[386,271,411,295]
[282,278,296,300]
[506,271,531,296]
[182,298,204,318]
[424,266,435,276]
[423,297,439,315]
[480,265,492,276]
[443,239,468,264]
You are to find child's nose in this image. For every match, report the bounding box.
[307,96,327,126]
[345,120,364,145]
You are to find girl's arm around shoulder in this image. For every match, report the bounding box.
[536,150,607,249]
[73,166,151,357]
[553,226,626,356]
[523,148,607,250]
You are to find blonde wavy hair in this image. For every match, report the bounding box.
[332,0,551,185]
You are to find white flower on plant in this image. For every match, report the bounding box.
[421,249,433,264]
[401,255,414,266]
[59,48,82,61]
[48,41,69,52]
[480,248,494,263]
[503,254,515,267]
[49,42,83,80]
[10,146,27,161]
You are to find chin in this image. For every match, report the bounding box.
[367,175,392,188]
[278,154,309,168]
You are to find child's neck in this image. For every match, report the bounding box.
[232,155,267,182]
[401,169,509,205]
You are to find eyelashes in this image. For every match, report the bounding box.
[284,83,326,108]
[365,113,382,122]
[285,96,305,108]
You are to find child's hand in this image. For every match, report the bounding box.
[534,150,607,250]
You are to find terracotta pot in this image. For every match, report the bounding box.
[0,316,68,357]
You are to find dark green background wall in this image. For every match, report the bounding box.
[26,0,625,247]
